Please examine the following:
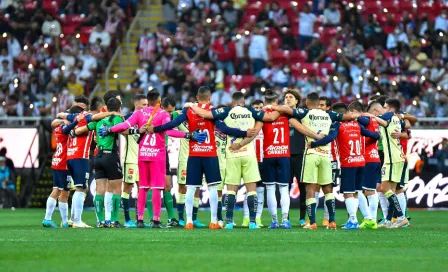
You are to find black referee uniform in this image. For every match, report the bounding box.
[289,121,307,221]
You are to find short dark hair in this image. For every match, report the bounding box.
[90,96,104,112]
[283,89,301,103]
[232,91,245,102]
[0,147,7,156]
[369,94,380,102]
[251,99,264,106]
[147,89,160,102]
[103,90,121,104]
[162,97,176,108]
[332,102,348,114]
[134,93,146,101]
[306,92,319,103]
[376,95,389,107]
[74,95,89,108]
[319,96,331,108]
[385,98,401,112]
[69,105,84,114]
[348,101,364,112]
[366,101,381,112]
[197,86,211,100]
[106,97,122,112]
[264,90,279,104]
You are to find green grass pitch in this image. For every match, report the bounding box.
[0,209,447,272]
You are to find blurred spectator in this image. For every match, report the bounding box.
[125,72,145,95]
[257,4,271,27]
[418,13,430,37]
[0,156,17,209]
[89,24,111,48]
[269,2,289,27]
[41,13,62,38]
[387,26,409,50]
[435,139,448,173]
[405,97,429,117]
[435,11,448,33]
[6,33,22,59]
[163,0,177,34]
[306,34,325,62]
[344,37,364,60]
[61,48,76,71]
[399,11,416,33]
[297,4,317,50]
[211,83,232,106]
[102,0,126,21]
[212,33,236,75]
[222,2,241,28]
[67,73,85,97]
[405,44,428,74]
[105,12,121,35]
[0,48,13,72]
[0,148,15,178]
[323,2,341,26]
[249,25,268,76]
[137,28,158,62]
[5,95,24,117]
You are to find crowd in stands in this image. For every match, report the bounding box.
[0,0,136,118]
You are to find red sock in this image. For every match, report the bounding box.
[152,189,162,221]
[137,188,148,221]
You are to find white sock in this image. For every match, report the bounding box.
[323,201,329,220]
[397,192,407,218]
[185,186,195,223]
[279,185,290,222]
[209,186,218,224]
[105,192,113,221]
[378,192,389,219]
[367,192,379,221]
[243,195,249,219]
[266,184,277,222]
[357,190,371,220]
[73,191,86,224]
[315,191,320,214]
[256,187,264,219]
[59,201,68,224]
[345,197,358,223]
[44,197,57,220]
[70,201,75,220]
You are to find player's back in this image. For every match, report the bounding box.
[52,125,68,170]
[380,115,405,164]
[187,103,217,157]
[138,106,170,161]
[336,121,365,167]
[301,108,332,156]
[363,116,380,163]
[224,106,256,158]
[67,111,94,160]
[262,110,290,158]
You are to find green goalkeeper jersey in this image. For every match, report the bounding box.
[87,115,123,151]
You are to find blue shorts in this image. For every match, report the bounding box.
[257,162,265,187]
[186,156,221,187]
[53,170,70,191]
[67,159,90,189]
[263,157,290,185]
[341,167,364,194]
[363,162,381,190]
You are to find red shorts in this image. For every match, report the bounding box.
[138,160,166,189]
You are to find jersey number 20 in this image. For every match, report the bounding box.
[349,140,361,156]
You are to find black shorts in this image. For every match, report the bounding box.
[166,151,172,175]
[379,150,384,166]
[94,152,123,180]
[331,160,340,187]
[257,162,265,187]
[290,154,304,184]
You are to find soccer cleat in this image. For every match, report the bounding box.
[268,222,279,229]
[249,222,259,230]
[178,219,186,227]
[327,222,337,230]
[393,217,409,228]
[303,223,317,230]
[96,221,106,228]
[359,219,370,229]
[104,220,111,228]
[384,220,394,229]
[299,219,307,226]
[322,219,329,227]
[185,222,194,229]
[111,221,123,228]
[193,220,206,228]
[224,223,234,230]
[392,217,397,223]
[151,221,167,229]
[209,223,222,229]
[61,222,69,228]
[241,218,250,227]
[342,221,359,230]
[68,219,74,228]
[256,218,263,227]
[167,218,180,227]
[218,220,224,228]
[72,222,93,228]
[42,219,59,228]
[282,220,292,229]
[377,219,387,228]
[148,220,155,228]
[137,220,145,228]
[124,220,137,228]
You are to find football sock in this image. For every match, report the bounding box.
[177,193,186,221]
[387,198,394,221]
[299,182,306,220]
[357,190,372,220]
[185,187,195,223]
[367,192,379,221]
[111,194,121,222]
[279,185,290,222]
[59,201,68,224]
[217,196,223,221]
[325,193,336,223]
[163,191,175,219]
[209,186,218,224]
[247,191,257,223]
[193,197,200,221]
[306,198,317,225]
[396,192,407,219]
[121,192,131,222]
[105,192,113,221]
[385,190,403,218]
[94,194,105,222]
[146,190,153,221]
[137,188,148,221]
[70,202,75,221]
[323,200,329,220]
[73,191,85,224]
[256,187,264,219]
[243,195,249,219]
[152,189,162,221]
[404,191,409,217]
[225,191,236,223]
[44,197,57,220]
[315,191,320,214]
[266,184,277,222]
[378,192,389,219]
[345,197,358,223]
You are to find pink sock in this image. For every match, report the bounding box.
[137,188,148,221]
[152,189,162,221]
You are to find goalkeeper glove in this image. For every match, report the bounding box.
[99,125,111,138]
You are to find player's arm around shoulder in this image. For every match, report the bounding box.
[289,118,322,140]
[309,122,339,148]
[75,121,96,135]
[190,104,215,119]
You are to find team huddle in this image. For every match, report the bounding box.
[42,86,415,230]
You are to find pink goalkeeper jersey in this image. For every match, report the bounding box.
[111,106,185,162]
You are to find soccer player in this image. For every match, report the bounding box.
[42,106,84,228]
[149,87,249,229]
[105,90,205,228]
[120,94,147,227]
[242,100,265,228]
[367,99,410,228]
[309,103,379,230]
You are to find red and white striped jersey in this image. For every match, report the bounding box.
[255,131,264,163]
[138,36,157,60]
